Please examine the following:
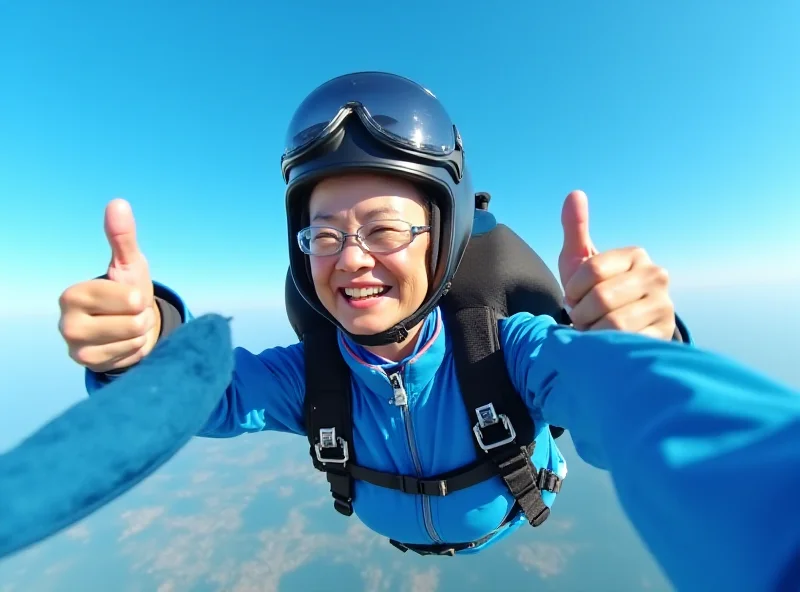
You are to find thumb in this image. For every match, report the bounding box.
[104,198,144,269]
[104,199,152,302]
[558,190,599,288]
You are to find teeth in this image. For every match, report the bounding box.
[344,286,387,299]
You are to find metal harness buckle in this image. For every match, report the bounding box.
[314,427,349,465]
[472,403,516,451]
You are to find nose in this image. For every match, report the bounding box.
[335,236,375,272]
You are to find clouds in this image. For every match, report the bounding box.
[514,542,579,579]
[119,507,167,541]
[103,436,573,591]
[118,494,383,591]
[408,568,441,592]
[64,524,91,543]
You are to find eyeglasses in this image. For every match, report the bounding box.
[297,219,430,256]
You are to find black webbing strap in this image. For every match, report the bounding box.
[388,522,499,556]
[347,456,497,496]
[320,446,562,499]
[446,306,555,528]
[303,327,356,517]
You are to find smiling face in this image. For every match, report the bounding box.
[306,173,431,341]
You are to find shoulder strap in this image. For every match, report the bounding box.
[445,306,559,527]
[303,327,355,517]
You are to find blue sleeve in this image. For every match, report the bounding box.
[194,342,306,438]
[500,312,800,592]
[84,281,307,438]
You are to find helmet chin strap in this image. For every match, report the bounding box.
[342,322,414,347]
[339,304,433,347]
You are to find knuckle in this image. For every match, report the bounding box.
[131,334,148,350]
[127,288,145,312]
[631,246,650,261]
[70,345,95,367]
[592,286,615,311]
[129,311,149,335]
[130,348,147,365]
[59,315,83,343]
[604,312,627,330]
[622,246,651,268]
[659,300,676,318]
[583,258,605,283]
[112,347,145,371]
[58,285,79,311]
[653,265,670,286]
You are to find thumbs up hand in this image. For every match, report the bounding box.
[557,190,676,341]
[59,199,161,373]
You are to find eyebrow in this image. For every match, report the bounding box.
[311,206,403,223]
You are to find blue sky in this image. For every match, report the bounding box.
[0,5,798,588]
[1,1,799,439]
[2,0,799,316]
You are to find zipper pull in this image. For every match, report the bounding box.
[388,372,408,406]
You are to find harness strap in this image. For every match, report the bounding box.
[347,457,561,498]
[303,327,355,516]
[388,497,524,556]
[388,530,495,557]
[445,306,555,528]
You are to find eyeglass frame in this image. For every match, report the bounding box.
[296,219,431,256]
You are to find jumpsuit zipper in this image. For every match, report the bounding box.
[387,369,443,544]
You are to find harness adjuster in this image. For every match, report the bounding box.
[472,403,517,451]
[332,494,353,516]
[314,427,349,465]
[537,468,562,493]
[398,475,449,496]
